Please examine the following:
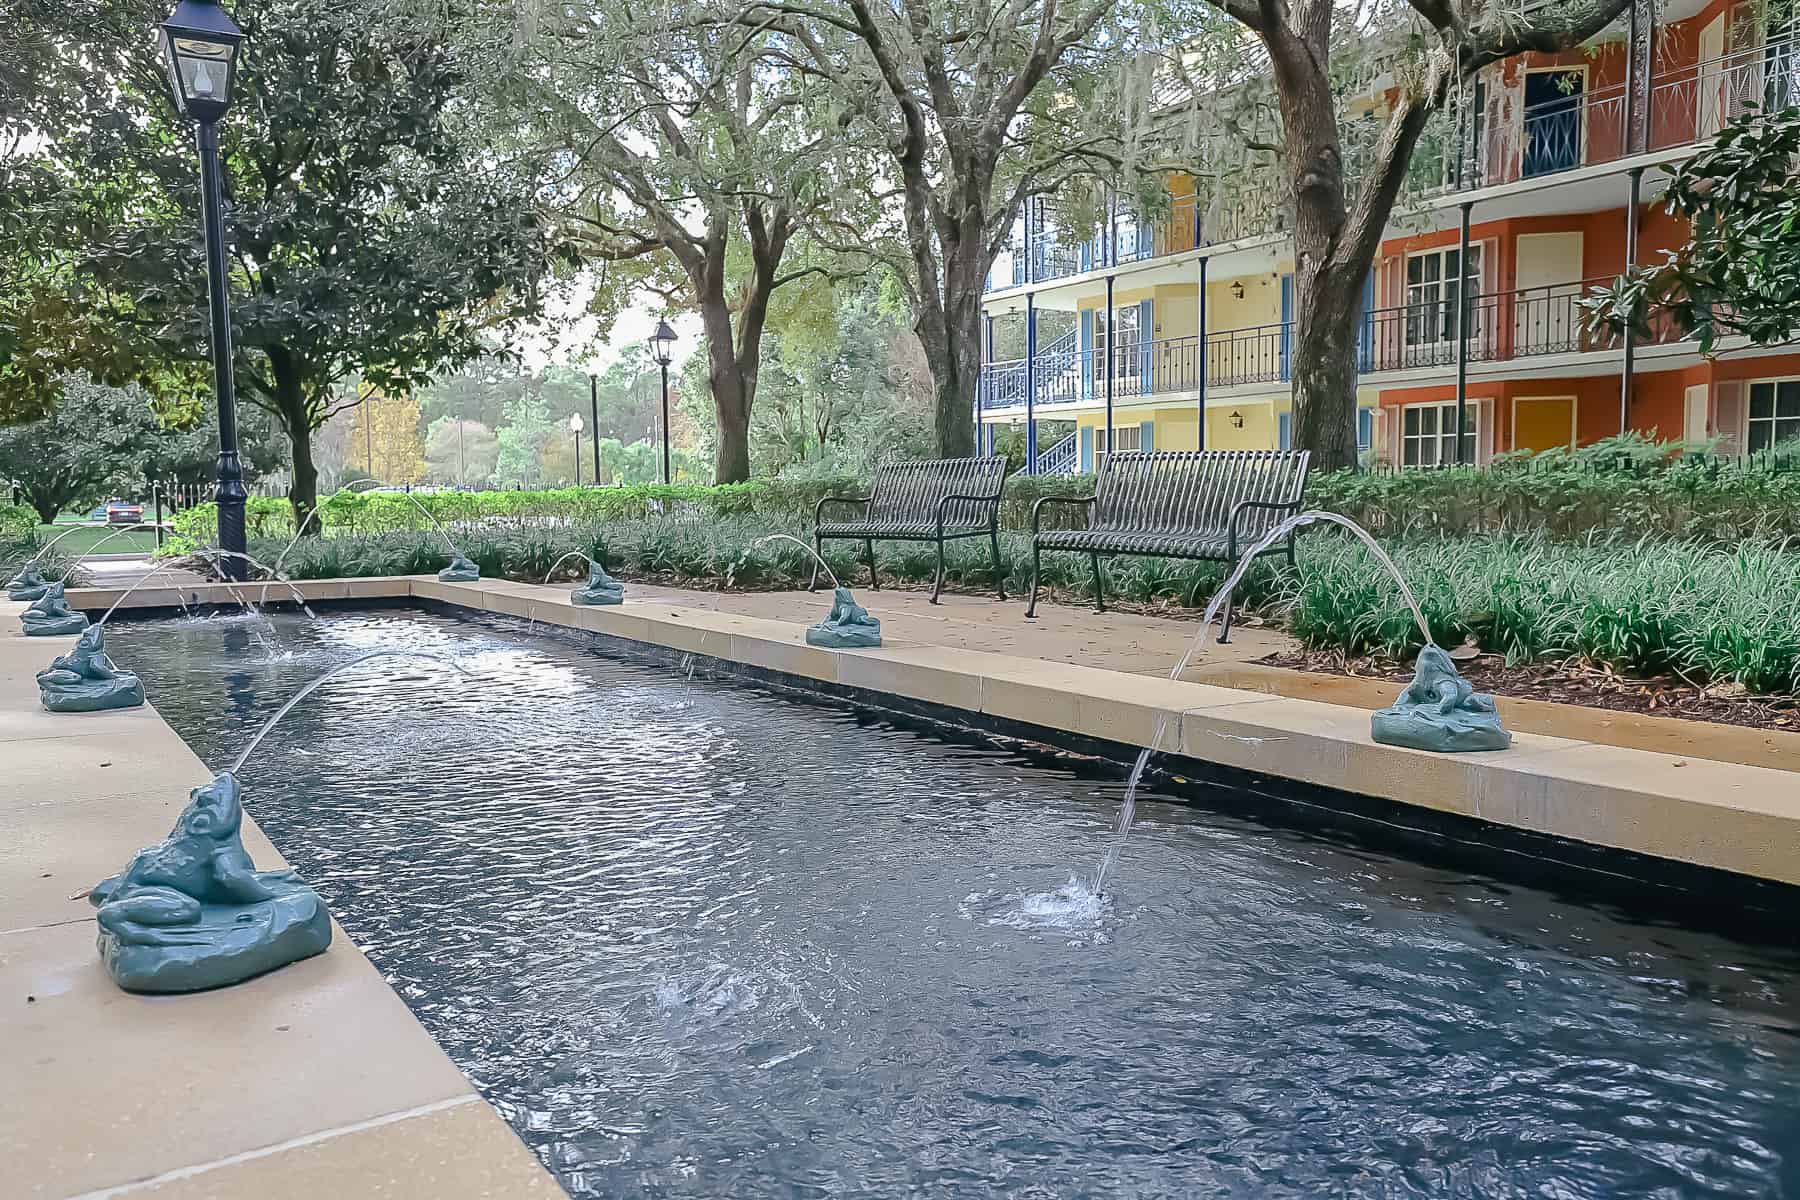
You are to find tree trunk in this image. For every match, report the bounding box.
[267,346,320,535]
[1264,18,1361,473]
[26,489,62,525]
[913,219,986,458]
[1289,275,1362,468]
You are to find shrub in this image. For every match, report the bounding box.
[0,505,36,538]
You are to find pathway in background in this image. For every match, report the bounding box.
[624,583,1296,674]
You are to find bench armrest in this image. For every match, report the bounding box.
[1030,494,1096,536]
[1227,498,1303,559]
[933,492,1003,532]
[814,494,873,524]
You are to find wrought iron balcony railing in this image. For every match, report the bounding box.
[978,276,1695,412]
[985,30,1798,294]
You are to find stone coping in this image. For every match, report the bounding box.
[60,575,1800,888]
[0,600,563,1200]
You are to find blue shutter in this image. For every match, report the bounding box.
[1358,408,1374,451]
[1079,309,1094,399]
[1079,425,1094,472]
[1138,299,1153,391]
[1140,419,1155,451]
[1279,274,1294,382]
[1357,270,1374,373]
[1278,412,1292,450]
[1078,234,1093,273]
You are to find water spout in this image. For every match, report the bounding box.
[1091,510,1432,896]
[189,549,319,621]
[344,480,466,560]
[55,522,160,575]
[749,534,840,591]
[231,650,472,776]
[542,550,596,584]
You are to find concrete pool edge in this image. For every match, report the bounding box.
[68,576,1800,894]
[0,603,565,1199]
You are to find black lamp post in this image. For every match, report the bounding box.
[160,0,248,580]
[569,413,584,487]
[648,319,676,484]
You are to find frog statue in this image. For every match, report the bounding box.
[1370,643,1512,753]
[438,554,480,583]
[805,586,882,649]
[36,624,145,712]
[6,563,50,601]
[19,581,89,637]
[570,560,625,606]
[88,773,332,993]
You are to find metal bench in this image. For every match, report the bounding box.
[1026,449,1312,639]
[812,457,1010,603]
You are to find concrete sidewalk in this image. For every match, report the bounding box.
[0,599,561,1200]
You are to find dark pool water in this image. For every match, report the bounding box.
[110,610,1800,1199]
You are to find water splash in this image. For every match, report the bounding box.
[230,650,472,776]
[748,534,840,591]
[1091,510,1433,896]
[991,877,1107,931]
[189,549,319,621]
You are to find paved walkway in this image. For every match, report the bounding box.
[0,598,562,1200]
[626,583,1297,676]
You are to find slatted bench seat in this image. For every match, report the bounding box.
[813,456,1010,603]
[1026,449,1311,639]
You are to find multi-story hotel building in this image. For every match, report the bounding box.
[977,1,1799,472]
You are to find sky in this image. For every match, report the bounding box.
[512,271,705,377]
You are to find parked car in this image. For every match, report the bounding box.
[104,498,143,526]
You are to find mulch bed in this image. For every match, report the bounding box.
[1259,647,1800,734]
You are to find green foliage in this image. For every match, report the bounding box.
[5,0,568,521]
[1585,104,1800,351]
[0,378,165,522]
[0,504,37,538]
[248,516,1800,695]
[1304,442,1800,541]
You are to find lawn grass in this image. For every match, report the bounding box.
[35,524,161,555]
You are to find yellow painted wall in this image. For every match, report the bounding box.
[1205,404,1276,449]
[1072,265,1294,338]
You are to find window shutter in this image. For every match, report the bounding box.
[1279,274,1294,381]
[1278,411,1292,450]
[1357,271,1375,373]
[1477,398,1495,465]
[1140,419,1155,451]
[1358,407,1374,451]
[1079,425,1094,472]
[1716,380,1746,454]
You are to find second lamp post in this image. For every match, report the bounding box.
[649,320,676,485]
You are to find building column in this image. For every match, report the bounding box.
[1025,294,1038,475]
[1620,166,1645,433]
[1196,257,1208,450]
[1455,200,1472,464]
[1104,275,1115,463]
[983,315,996,456]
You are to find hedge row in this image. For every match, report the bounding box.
[252,519,1800,693]
[166,436,1800,553]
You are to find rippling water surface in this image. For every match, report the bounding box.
[110,610,1800,1198]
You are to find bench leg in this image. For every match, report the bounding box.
[1025,543,1042,618]
[807,534,823,592]
[988,527,1006,601]
[1088,551,1106,614]
[1219,594,1234,644]
[930,536,945,604]
[865,539,879,590]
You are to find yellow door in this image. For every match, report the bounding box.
[1513,397,1575,453]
